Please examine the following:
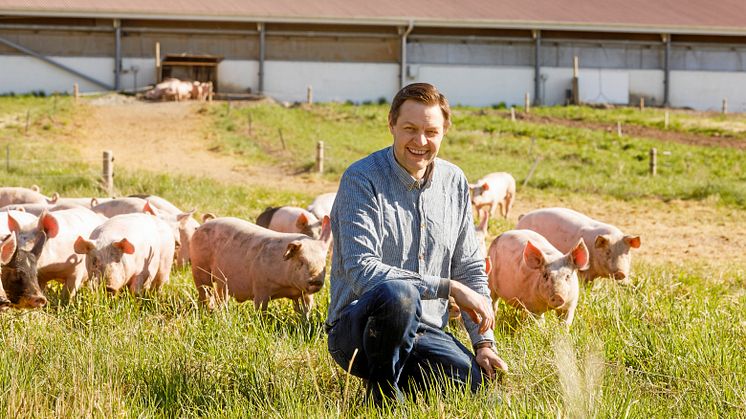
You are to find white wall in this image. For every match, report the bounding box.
[0,56,114,94]
[629,70,664,105]
[264,61,399,103]
[410,64,534,107]
[218,60,259,94]
[671,71,746,112]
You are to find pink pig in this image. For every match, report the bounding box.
[469,172,516,223]
[488,229,589,326]
[256,206,323,239]
[189,216,332,315]
[516,207,641,281]
[73,213,174,294]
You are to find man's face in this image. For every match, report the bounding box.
[389,100,447,179]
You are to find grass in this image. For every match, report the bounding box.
[0,96,745,417]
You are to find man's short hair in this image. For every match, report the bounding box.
[388,83,451,130]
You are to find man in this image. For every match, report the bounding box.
[326,83,508,404]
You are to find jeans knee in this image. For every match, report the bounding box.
[376,280,421,317]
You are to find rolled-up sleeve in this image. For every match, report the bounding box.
[334,167,450,300]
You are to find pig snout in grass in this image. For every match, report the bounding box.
[488,229,589,326]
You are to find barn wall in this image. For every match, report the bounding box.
[0,55,112,93]
[670,71,746,112]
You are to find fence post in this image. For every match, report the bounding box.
[307,85,313,105]
[103,150,114,195]
[73,83,79,103]
[649,148,657,176]
[664,111,670,129]
[722,98,728,114]
[5,144,9,172]
[316,141,324,173]
[572,56,580,105]
[639,97,645,111]
[510,107,516,122]
[617,121,623,137]
[524,92,530,113]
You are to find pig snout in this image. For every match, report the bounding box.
[548,294,565,308]
[18,294,47,309]
[612,271,627,280]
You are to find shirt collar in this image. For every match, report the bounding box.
[386,147,434,190]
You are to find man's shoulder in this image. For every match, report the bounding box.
[345,147,390,178]
[434,157,468,184]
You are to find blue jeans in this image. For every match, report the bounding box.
[327,280,484,403]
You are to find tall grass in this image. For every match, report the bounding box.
[0,97,744,416]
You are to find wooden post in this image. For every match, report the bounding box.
[24,110,30,135]
[649,148,657,176]
[102,150,114,194]
[278,128,286,150]
[316,141,324,173]
[664,111,670,129]
[617,121,622,137]
[73,83,79,102]
[524,92,530,113]
[522,156,542,187]
[572,56,580,105]
[5,144,9,172]
[639,97,645,111]
[155,42,161,83]
[307,85,313,105]
[722,98,728,114]
[510,107,516,122]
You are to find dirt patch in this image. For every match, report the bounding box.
[71,96,335,195]
[508,192,746,268]
[518,113,746,150]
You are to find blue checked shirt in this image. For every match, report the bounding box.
[327,146,495,347]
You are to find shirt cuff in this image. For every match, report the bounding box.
[468,326,495,348]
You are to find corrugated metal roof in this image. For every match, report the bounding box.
[1,0,746,35]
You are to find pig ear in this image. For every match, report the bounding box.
[113,238,135,255]
[202,213,216,223]
[73,236,96,255]
[30,184,41,193]
[296,212,309,229]
[624,235,641,249]
[143,201,159,216]
[319,215,332,246]
[523,240,545,270]
[484,256,492,275]
[38,210,60,238]
[594,235,610,249]
[481,182,490,191]
[0,233,17,264]
[568,238,590,271]
[177,210,195,227]
[7,213,21,235]
[283,241,303,261]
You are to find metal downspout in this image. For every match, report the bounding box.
[114,19,121,91]
[400,20,414,89]
[533,29,542,106]
[663,33,671,107]
[258,22,265,95]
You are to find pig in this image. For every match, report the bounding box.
[91,197,154,218]
[0,202,83,216]
[488,229,589,326]
[53,197,111,209]
[128,194,201,267]
[0,186,55,207]
[73,213,174,294]
[0,210,40,307]
[469,172,516,222]
[0,231,49,309]
[189,215,332,315]
[515,207,641,281]
[256,206,322,239]
[307,192,337,221]
[8,208,107,298]
[145,78,180,101]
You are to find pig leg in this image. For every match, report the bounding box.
[63,269,87,300]
[504,194,513,219]
[253,296,270,312]
[192,265,215,305]
[293,294,314,318]
[558,300,578,327]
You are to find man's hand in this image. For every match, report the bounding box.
[475,347,509,380]
[449,280,494,334]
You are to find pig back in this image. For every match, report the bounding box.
[516,208,599,254]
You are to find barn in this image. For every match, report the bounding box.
[1,0,746,110]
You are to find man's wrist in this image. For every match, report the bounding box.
[474,340,496,353]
